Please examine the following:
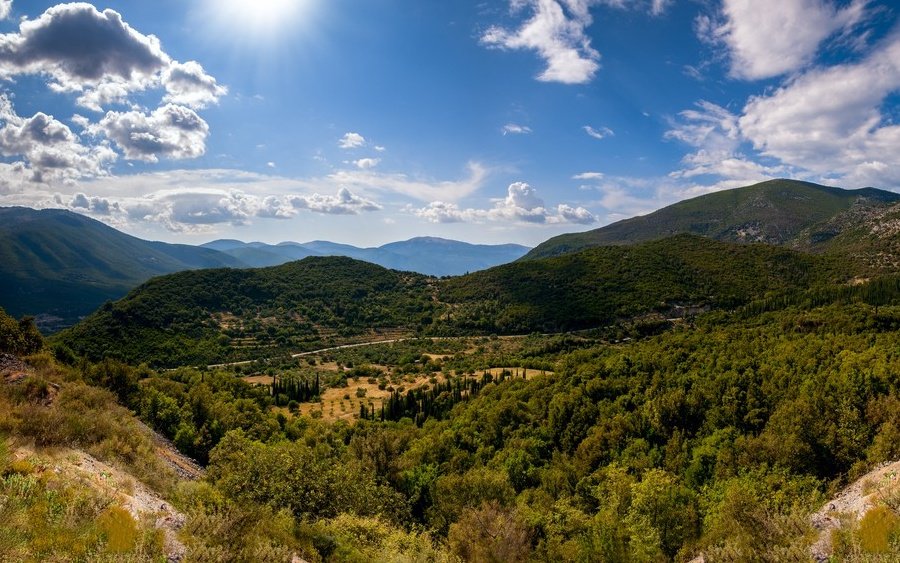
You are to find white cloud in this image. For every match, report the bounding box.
[288,187,381,215]
[0,94,115,183]
[69,191,115,215]
[502,123,532,135]
[329,162,487,202]
[162,61,228,109]
[583,125,614,139]
[573,171,604,180]
[664,99,783,186]
[90,104,209,162]
[665,100,739,152]
[412,181,595,225]
[354,157,381,169]
[738,30,900,187]
[0,4,226,111]
[338,132,366,149]
[699,0,869,80]
[0,1,12,20]
[481,0,601,84]
[650,0,671,16]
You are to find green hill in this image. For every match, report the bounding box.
[0,207,243,330]
[524,179,900,264]
[55,256,439,366]
[441,234,846,333]
[56,235,850,367]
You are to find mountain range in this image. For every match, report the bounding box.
[199,237,531,276]
[0,207,530,330]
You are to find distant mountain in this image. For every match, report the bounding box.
[524,179,900,269]
[201,236,532,276]
[0,207,242,330]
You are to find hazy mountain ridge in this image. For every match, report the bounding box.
[0,208,530,329]
[201,236,532,275]
[0,207,243,330]
[525,179,900,264]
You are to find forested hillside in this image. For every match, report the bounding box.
[525,179,900,265]
[8,288,900,560]
[55,234,850,367]
[55,257,438,367]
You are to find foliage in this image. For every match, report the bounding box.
[0,444,164,561]
[0,306,43,355]
[56,256,439,367]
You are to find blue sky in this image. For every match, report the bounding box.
[1,0,898,246]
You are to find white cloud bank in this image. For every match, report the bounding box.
[413,181,595,225]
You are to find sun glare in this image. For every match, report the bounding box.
[207,0,310,39]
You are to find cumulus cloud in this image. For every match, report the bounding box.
[583,125,613,139]
[482,0,601,84]
[413,181,595,225]
[162,61,228,109]
[90,103,209,162]
[502,123,532,135]
[0,94,115,183]
[573,171,604,180]
[353,158,380,169]
[288,187,381,215]
[739,30,900,186]
[698,0,869,80]
[124,188,256,230]
[667,29,900,189]
[68,191,115,214]
[0,1,12,20]
[338,132,366,149]
[0,3,225,111]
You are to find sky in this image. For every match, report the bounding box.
[0,0,898,247]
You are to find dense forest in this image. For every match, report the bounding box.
[5,283,900,560]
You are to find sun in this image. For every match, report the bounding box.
[206,0,311,38]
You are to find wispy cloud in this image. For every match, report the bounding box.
[583,125,614,140]
[502,123,533,135]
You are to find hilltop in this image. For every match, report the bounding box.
[525,179,900,267]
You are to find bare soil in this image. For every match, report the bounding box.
[810,459,900,561]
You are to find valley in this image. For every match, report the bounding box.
[2,179,900,561]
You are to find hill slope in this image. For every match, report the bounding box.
[525,179,900,264]
[55,256,439,366]
[442,234,846,333]
[56,235,850,367]
[0,207,243,330]
[204,236,531,276]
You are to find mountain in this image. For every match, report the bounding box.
[0,207,242,330]
[55,234,849,367]
[202,236,532,276]
[524,179,900,266]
